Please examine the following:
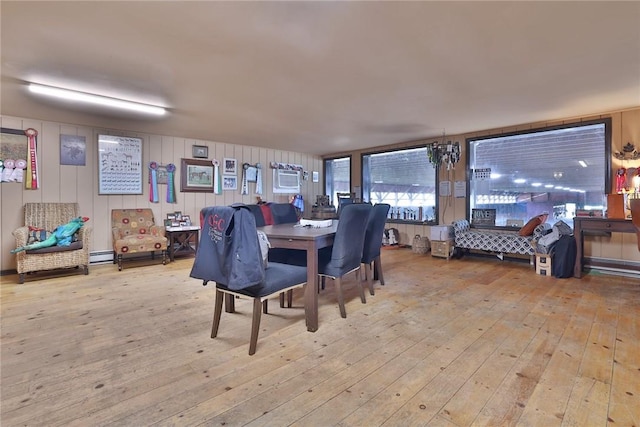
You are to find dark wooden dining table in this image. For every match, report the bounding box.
[257,221,338,332]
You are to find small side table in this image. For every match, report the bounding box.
[166,226,200,262]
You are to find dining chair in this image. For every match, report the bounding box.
[268,202,306,267]
[318,203,372,318]
[361,203,390,295]
[270,203,299,224]
[190,205,308,355]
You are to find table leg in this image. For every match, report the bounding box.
[574,226,583,278]
[304,245,319,332]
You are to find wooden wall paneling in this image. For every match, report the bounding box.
[0,117,24,271]
[76,125,94,250]
[38,122,57,202]
[59,124,77,202]
[135,133,151,213]
[91,129,110,254]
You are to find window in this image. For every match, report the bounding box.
[468,119,611,228]
[362,146,437,222]
[324,157,351,209]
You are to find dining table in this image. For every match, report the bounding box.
[257,221,338,332]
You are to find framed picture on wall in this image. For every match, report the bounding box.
[223,175,237,190]
[60,134,86,166]
[98,134,143,195]
[192,145,208,158]
[223,158,237,175]
[180,158,214,192]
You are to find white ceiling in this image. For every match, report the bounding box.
[1,1,639,156]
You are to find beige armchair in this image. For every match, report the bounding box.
[111,209,168,270]
[12,203,91,284]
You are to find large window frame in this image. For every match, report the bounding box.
[466,118,611,228]
[361,145,439,224]
[324,156,351,209]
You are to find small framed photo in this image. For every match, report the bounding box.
[179,221,188,226]
[60,134,86,166]
[175,211,182,221]
[312,171,319,183]
[192,145,208,158]
[223,175,238,191]
[182,215,191,226]
[171,221,180,227]
[167,213,176,221]
[164,219,172,227]
[223,158,237,175]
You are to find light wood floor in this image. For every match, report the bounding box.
[1,250,639,426]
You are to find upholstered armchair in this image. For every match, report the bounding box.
[111,209,168,271]
[12,203,92,284]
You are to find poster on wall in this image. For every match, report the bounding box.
[98,134,143,194]
[60,134,86,166]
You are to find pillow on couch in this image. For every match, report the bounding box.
[519,214,548,236]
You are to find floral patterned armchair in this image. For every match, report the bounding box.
[111,209,167,271]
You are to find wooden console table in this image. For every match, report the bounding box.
[573,217,637,278]
[165,226,200,261]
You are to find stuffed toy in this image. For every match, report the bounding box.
[11,217,89,253]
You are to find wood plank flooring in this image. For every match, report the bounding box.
[1,250,639,426]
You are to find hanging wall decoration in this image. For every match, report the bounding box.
[60,134,86,166]
[240,162,263,195]
[149,161,159,203]
[166,163,176,202]
[212,159,221,194]
[1,127,28,184]
[25,128,39,189]
[98,134,143,195]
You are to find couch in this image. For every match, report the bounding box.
[12,203,92,283]
[452,219,551,262]
[111,209,168,271]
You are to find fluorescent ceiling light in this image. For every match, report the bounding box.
[531,182,542,187]
[513,178,526,184]
[28,83,166,115]
[490,173,501,179]
[544,184,554,188]
[578,160,587,168]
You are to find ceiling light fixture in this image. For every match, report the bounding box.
[28,83,166,116]
[578,160,587,168]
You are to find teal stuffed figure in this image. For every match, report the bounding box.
[11,216,89,253]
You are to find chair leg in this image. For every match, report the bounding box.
[18,273,25,284]
[334,277,347,318]
[375,256,385,286]
[162,250,167,265]
[263,299,268,314]
[249,299,263,355]
[224,294,236,313]
[279,292,285,308]
[211,289,224,338]
[117,254,123,271]
[364,262,375,296]
[287,289,293,307]
[356,268,367,304]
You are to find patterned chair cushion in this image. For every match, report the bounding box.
[453,219,550,256]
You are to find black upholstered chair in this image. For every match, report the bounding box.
[318,203,372,318]
[270,203,299,224]
[268,202,306,267]
[190,205,307,355]
[246,204,266,227]
[361,203,390,296]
